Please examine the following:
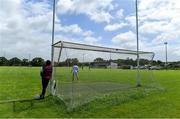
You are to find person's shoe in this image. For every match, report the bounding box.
[35,95,44,100]
[34,95,41,100]
[40,95,45,99]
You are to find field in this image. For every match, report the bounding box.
[0,67,180,118]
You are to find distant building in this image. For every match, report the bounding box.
[149,66,162,70]
[93,62,108,68]
[92,62,118,69]
[108,62,118,69]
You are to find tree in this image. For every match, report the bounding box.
[0,57,8,66]
[22,59,29,66]
[31,57,44,66]
[139,59,149,65]
[116,59,124,66]
[65,58,79,66]
[72,58,79,65]
[94,57,104,62]
[9,57,22,66]
[116,58,136,66]
[65,58,72,66]
[124,58,135,66]
[157,60,163,65]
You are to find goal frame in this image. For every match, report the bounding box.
[52,40,155,87]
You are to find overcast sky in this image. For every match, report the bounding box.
[0,0,180,61]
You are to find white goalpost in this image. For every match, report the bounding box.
[51,41,159,110]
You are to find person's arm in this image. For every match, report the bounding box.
[49,65,53,79]
[71,66,73,73]
[40,68,43,77]
[40,65,44,77]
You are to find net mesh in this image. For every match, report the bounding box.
[53,41,162,110]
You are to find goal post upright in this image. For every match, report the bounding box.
[135,0,141,87]
[58,41,63,63]
[51,0,56,66]
[50,0,56,95]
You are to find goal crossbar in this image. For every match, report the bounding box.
[53,41,155,55]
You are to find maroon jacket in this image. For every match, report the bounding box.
[41,64,53,80]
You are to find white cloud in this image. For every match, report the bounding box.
[84,36,100,45]
[138,0,180,33]
[104,23,127,31]
[153,31,180,44]
[112,31,137,49]
[57,24,82,34]
[125,15,136,27]
[173,48,180,57]
[54,34,101,46]
[116,9,124,18]
[121,0,180,61]
[0,0,98,59]
[56,0,114,23]
[23,1,51,16]
[55,24,94,37]
[139,21,170,35]
[0,0,56,59]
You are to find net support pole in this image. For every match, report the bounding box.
[135,0,141,87]
[58,42,63,63]
[82,53,85,70]
[164,42,168,70]
[50,0,56,95]
[51,0,56,68]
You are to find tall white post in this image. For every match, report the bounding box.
[164,42,168,69]
[136,0,141,87]
[28,53,31,67]
[51,0,56,66]
[82,53,85,70]
[50,0,56,95]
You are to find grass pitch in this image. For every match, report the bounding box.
[0,67,180,118]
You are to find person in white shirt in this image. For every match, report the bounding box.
[72,64,79,81]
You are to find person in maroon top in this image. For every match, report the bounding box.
[40,60,53,99]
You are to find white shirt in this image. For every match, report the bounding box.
[72,65,79,73]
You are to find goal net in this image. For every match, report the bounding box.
[52,41,162,110]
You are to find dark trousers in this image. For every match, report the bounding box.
[41,78,49,97]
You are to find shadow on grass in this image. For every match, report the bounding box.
[0,96,67,113]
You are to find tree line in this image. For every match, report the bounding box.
[57,57,165,67]
[1,56,180,69]
[57,57,180,69]
[0,57,44,66]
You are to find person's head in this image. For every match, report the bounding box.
[73,63,77,66]
[46,60,51,65]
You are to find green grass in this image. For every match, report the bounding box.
[0,67,180,118]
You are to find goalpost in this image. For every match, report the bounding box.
[51,40,160,110]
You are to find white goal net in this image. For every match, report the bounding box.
[52,41,161,110]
